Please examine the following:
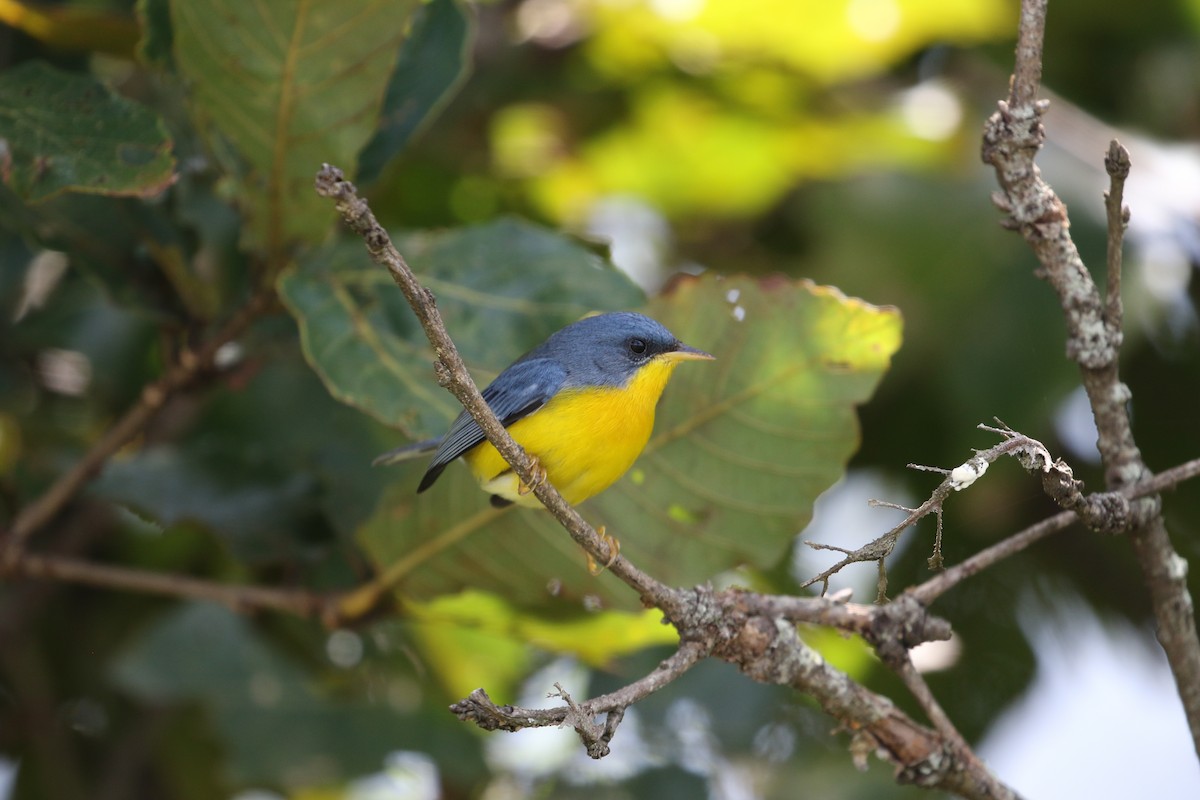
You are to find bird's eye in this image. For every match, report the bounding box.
[629,338,647,355]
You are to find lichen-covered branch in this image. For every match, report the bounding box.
[983,0,1200,754]
[801,425,1062,600]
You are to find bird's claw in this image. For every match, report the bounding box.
[586,525,621,575]
[517,455,547,496]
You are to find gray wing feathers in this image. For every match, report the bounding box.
[416,358,566,492]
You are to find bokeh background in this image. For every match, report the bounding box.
[2,0,1199,798]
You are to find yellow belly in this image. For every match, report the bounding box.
[461,359,679,506]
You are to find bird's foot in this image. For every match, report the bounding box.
[517,455,547,497]
[586,525,621,576]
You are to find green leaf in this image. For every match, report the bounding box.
[110,602,482,787]
[277,217,646,437]
[356,0,475,186]
[355,274,902,608]
[169,0,419,252]
[136,0,174,68]
[0,61,175,202]
[93,447,320,563]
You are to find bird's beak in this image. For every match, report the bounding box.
[663,343,716,362]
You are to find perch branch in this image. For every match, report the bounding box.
[451,588,1020,797]
[983,0,1200,754]
[313,164,685,619]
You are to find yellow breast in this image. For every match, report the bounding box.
[462,358,681,506]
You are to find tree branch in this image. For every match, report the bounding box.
[316,165,1022,798]
[450,640,708,758]
[983,0,1200,753]
[1,288,276,556]
[729,588,951,645]
[1,552,327,617]
[1103,140,1131,328]
[719,614,1021,799]
[910,455,1200,606]
[800,425,1062,600]
[892,656,975,771]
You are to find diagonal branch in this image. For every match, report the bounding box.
[313,164,686,619]
[910,455,1200,606]
[1,288,276,557]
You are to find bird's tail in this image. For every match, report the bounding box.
[372,437,441,467]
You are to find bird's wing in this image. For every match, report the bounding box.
[417,358,566,492]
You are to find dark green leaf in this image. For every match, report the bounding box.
[0,188,206,320]
[93,447,321,563]
[136,0,174,68]
[356,0,475,186]
[110,602,482,786]
[0,61,175,202]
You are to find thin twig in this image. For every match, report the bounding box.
[451,640,707,754]
[1103,140,1131,330]
[908,512,1073,606]
[1,288,276,555]
[887,655,1023,798]
[910,456,1200,606]
[801,427,1053,599]
[892,657,973,763]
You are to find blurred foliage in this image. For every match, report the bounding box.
[2,0,1200,799]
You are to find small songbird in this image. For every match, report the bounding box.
[374,312,713,568]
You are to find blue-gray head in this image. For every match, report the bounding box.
[525,311,713,388]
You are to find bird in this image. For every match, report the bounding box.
[374,311,714,571]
